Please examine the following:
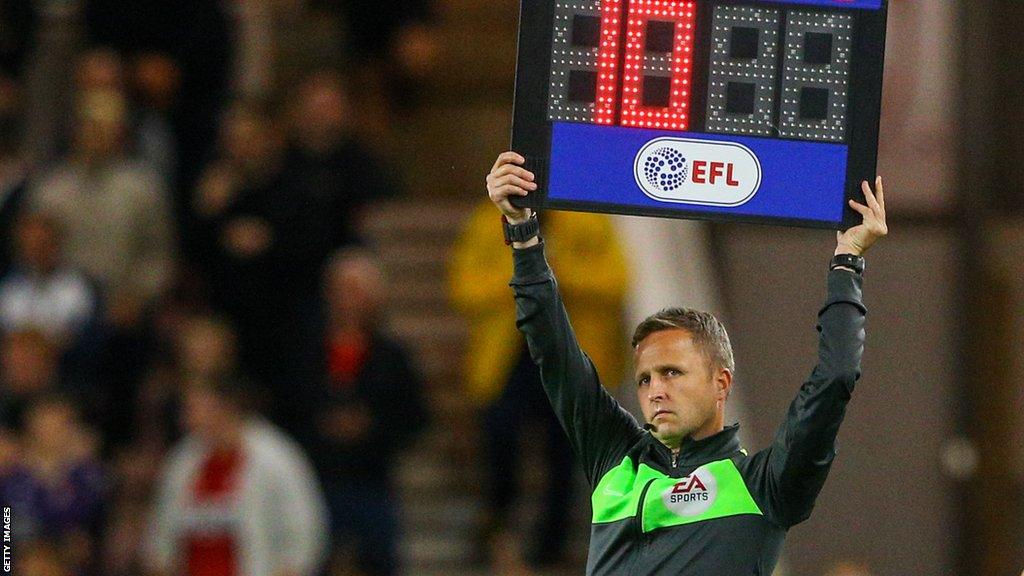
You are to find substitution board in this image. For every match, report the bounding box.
[511,0,888,229]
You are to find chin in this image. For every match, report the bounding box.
[655,428,684,445]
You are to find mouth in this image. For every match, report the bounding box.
[653,409,673,419]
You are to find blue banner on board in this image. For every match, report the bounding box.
[548,122,850,225]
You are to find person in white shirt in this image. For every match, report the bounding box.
[0,211,98,345]
[145,375,328,576]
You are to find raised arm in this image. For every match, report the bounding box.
[753,177,888,527]
[487,152,643,485]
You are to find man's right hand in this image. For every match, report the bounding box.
[486,152,536,224]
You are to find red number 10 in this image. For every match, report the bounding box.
[594,0,697,130]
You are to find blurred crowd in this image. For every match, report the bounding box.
[0,1,437,575]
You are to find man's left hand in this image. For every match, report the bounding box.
[837,176,888,256]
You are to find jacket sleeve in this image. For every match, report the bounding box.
[748,268,866,528]
[511,242,643,485]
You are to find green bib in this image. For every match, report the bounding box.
[592,457,763,532]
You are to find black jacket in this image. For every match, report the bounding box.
[511,242,866,575]
[305,332,429,487]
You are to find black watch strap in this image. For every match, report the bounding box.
[503,213,540,245]
[830,253,865,275]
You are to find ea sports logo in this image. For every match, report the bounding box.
[661,466,718,516]
[634,137,762,207]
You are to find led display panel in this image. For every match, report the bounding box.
[512,0,888,229]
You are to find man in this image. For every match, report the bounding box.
[29,88,173,327]
[0,212,99,345]
[486,151,887,574]
[303,248,429,576]
[145,377,327,576]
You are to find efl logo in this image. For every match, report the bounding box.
[661,466,718,517]
[634,137,762,207]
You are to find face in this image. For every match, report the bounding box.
[16,216,61,273]
[25,401,76,455]
[292,77,350,152]
[132,53,181,109]
[181,388,232,445]
[634,329,731,449]
[221,108,280,174]
[76,49,124,92]
[0,332,57,394]
[325,256,382,326]
[178,320,236,378]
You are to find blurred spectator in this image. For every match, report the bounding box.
[0,328,61,431]
[129,52,181,182]
[131,314,242,453]
[28,88,173,331]
[20,539,73,576]
[75,48,126,94]
[191,100,315,429]
[449,201,628,569]
[27,86,173,447]
[314,0,439,118]
[65,48,129,168]
[0,211,100,346]
[145,376,328,576]
[85,0,233,225]
[177,315,240,382]
[319,0,436,64]
[303,248,428,576]
[98,315,241,576]
[73,48,179,183]
[284,70,398,248]
[0,395,106,574]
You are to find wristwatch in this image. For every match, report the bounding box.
[503,213,540,245]
[830,253,865,275]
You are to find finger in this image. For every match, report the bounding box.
[492,164,535,181]
[861,180,880,209]
[492,151,525,172]
[492,182,534,200]
[499,183,533,197]
[875,175,885,209]
[848,199,871,217]
[493,174,537,192]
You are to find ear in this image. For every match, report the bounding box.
[715,367,733,402]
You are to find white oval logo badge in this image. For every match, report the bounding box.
[634,137,762,207]
[661,466,718,517]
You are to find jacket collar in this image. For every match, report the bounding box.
[649,423,743,468]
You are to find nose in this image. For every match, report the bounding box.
[647,376,666,402]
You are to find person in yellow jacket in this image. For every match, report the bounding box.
[448,199,628,569]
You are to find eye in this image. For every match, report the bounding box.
[637,376,650,387]
[666,368,681,377]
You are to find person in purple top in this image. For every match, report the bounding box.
[0,395,106,574]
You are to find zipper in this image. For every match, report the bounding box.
[634,478,657,538]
